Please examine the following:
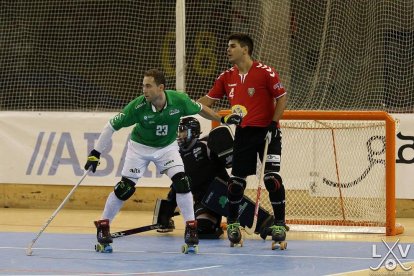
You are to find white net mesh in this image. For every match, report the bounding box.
[0,1,176,111]
[244,118,389,233]
[1,1,414,112]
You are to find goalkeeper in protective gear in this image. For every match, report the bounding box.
[84,69,241,252]
[198,33,288,246]
[157,117,229,239]
[157,117,276,239]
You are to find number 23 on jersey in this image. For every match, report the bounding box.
[156,125,168,136]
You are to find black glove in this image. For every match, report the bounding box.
[221,114,242,125]
[84,149,101,173]
[266,121,278,142]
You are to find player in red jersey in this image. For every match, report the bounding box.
[198,33,288,247]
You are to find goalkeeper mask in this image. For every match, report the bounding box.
[177,117,201,149]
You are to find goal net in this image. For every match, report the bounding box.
[215,110,403,236]
[1,1,408,235]
[1,1,413,112]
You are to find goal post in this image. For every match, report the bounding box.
[213,110,404,236]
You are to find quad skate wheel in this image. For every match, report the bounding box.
[182,244,198,254]
[230,239,243,247]
[95,243,113,253]
[271,241,287,250]
[191,245,199,254]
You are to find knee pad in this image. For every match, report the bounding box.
[114,177,136,201]
[171,172,191,193]
[264,172,283,192]
[228,176,246,196]
[227,176,246,203]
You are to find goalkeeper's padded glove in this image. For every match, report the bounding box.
[84,149,101,173]
[266,121,278,142]
[221,114,242,125]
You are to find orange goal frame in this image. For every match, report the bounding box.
[213,110,404,236]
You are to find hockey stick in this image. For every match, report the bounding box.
[244,134,270,235]
[111,211,180,238]
[26,170,89,256]
[111,224,160,238]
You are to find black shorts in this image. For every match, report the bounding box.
[231,126,282,178]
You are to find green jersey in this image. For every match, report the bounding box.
[109,90,202,147]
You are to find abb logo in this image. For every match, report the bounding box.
[26,131,157,178]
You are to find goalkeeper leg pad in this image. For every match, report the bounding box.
[207,125,234,168]
[153,198,177,227]
[202,177,274,233]
[195,202,222,239]
[197,218,222,238]
[114,177,136,201]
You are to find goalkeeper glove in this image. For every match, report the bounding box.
[221,114,242,125]
[266,121,278,142]
[84,149,101,173]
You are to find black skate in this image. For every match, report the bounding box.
[157,218,175,233]
[182,220,199,254]
[260,223,289,240]
[227,222,243,247]
[269,225,287,250]
[94,219,113,253]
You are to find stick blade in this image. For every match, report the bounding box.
[26,246,33,256]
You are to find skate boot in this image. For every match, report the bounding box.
[269,225,288,250]
[157,218,175,233]
[260,222,289,240]
[227,222,243,247]
[182,220,199,254]
[94,219,113,253]
[181,220,198,254]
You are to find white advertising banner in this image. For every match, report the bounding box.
[0,112,209,187]
[394,113,414,199]
[0,112,413,198]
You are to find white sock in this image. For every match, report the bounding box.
[102,192,124,223]
[176,192,195,224]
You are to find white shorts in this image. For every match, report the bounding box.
[121,140,184,182]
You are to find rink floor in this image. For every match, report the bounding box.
[1,208,413,275]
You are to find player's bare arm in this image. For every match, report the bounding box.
[198,104,222,121]
[272,94,287,122]
[198,96,217,108]
[198,104,242,125]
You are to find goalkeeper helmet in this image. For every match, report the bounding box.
[177,117,201,149]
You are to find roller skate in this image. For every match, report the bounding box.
[94,219,113,253]
[182,220,199,254]
[157,218,175,233]
[227,221,243,247]
[260,223,288,250]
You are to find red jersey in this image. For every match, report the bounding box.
[207,61,286,127]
